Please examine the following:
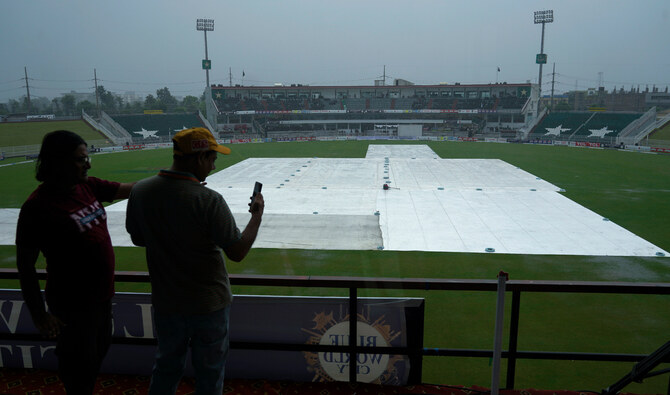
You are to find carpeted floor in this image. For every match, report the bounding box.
[0,368,482,395]
[0,368,646,395]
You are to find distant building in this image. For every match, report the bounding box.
[646,91,670,110]
[393,79,414,86]
[61,90,96,104]
[568,88,646,112]
[540,94,569,109]
[119,91,143,104]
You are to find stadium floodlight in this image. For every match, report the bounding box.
[534,10,553,116]
[196,18,214,31]
[534,10,553,24]
[197,18,217,131]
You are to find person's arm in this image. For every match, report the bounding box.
[16,245,64,338]
[114,182,136,200]
[124,191,145,247]
[224,193,264,262]
[129,232,146,247]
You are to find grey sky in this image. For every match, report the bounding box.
[2,0,669,102]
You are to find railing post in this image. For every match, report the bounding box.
[505,290,521,389]
[349,286,358,383]
[491,271,509,395]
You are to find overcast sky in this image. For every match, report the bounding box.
[2,0,669,102]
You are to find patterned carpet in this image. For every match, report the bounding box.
[0,368,480,395]
[0,368,646,395]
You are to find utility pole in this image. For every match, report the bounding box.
[383,65,386,86]
[24,67,32,115]
[94,68,101,118]
[550,63,556,111]
[229,67,232,87]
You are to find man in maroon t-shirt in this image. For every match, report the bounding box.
[16,130,135,394]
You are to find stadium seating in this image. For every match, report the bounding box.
[369,98,391,110]
[213,95,521,113]
[497,97,528,109]
[343,98,366,111]
[529,112,642,142]
[394,98,415,109]
[571,112,641,141]
[530,112,593,140]
[111,113,205,140]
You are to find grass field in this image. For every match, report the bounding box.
[651,121,670,140]
[1,139,669,392]
[0,120,108,148]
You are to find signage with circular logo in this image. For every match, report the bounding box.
[317,321,390,383]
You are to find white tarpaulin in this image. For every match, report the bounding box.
[1,145,667,257]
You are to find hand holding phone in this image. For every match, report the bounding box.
[249,182,263,213]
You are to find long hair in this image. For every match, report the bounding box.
[36,130,87,183]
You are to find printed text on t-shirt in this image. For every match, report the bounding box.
[69,201,106,232]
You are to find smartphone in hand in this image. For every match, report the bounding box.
[250,181,262,205]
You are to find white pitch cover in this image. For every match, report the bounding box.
[2,145,668,257]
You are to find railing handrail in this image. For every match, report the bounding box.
[1,268,669,389]
[4,268,670,294]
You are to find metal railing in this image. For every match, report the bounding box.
[0,268,669,389]
[618,107,656,144]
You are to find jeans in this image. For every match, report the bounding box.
[50,300,112,395]
[149,306,231,395]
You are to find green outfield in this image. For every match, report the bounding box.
[0,120,108,148]
[1,137,669,392]
[651,122,670,140]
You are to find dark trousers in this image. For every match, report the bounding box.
[50,300,113,395]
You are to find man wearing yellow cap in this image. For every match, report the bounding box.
[125,127,264,394]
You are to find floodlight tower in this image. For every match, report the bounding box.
[197,18,217,131]
[534,10,553,116]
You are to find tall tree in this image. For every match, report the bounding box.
[144,94,159,110]
[199,93,206,114]
[76,100,96,115]
[61,94,76,116]
[7,99,20,113]
[130,100,144,114]
[182,95,200,112]
[156,87,177,111]
[20,97,31,113]
[51,98,61,115]
[96,85,117,113]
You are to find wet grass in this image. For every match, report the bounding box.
[1,140,669,392]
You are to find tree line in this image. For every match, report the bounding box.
[0,86,206,116]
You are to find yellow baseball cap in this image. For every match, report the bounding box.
[172,127,231,156]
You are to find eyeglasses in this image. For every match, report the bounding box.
[74,156,91,165]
